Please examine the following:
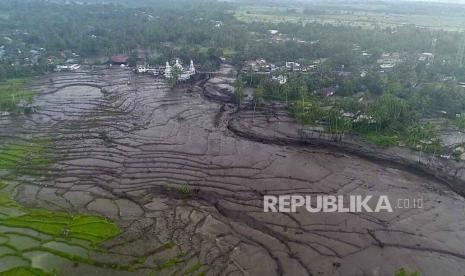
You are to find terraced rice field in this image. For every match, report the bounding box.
[0,68,464,275]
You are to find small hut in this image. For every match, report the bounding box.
[111,54,129,65]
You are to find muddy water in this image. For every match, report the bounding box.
[37,86,103,120]
[2,69,465,275]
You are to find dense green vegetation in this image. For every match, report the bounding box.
[0,0,247,78]
[2,0,465,77]
[245,72,447,152]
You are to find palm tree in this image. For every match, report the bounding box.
[233,78,244,108]
[299,85,308,113]
[253,84,265,122]
[282,83,290,106]
[169,66,182,88]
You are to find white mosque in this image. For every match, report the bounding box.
[164,59,196,81]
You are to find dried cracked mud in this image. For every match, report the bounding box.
[1,68,465,276]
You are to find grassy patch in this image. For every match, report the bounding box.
[0,267,51,276]
[405,123,442,153]
[177,185,192,197]
[2,210,121,246]
[360,132,399,147]
[396,267,421,276]
[454,114,465,130]
[0,78,35,114]
[164,184,194,199]
[0,189,122,274]
[159,257,186,270]
[234,6,465,31]
[0,140,52,170]
[223,48,236,57]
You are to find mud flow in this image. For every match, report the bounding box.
[1,68,464,275]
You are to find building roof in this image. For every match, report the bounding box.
[111,54,129,64]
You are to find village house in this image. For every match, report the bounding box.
[377,52,402,69]
[55,64,80,72]
[242,58,320,76]
[362,51,372,57]
[418,52,434,64]
[293,38,307,44]
[272,75,287,85]
[242,59,275,74]
[214,21,223,28]
[111,54,129,65]
[136,64,161,75]
[268,30,279,35]
[267,30,291,43]
[285,61,301,71]
[315,87,338,97]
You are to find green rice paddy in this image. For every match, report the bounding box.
[0,139,122,275]
[0,79,35,114]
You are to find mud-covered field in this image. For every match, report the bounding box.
[1,68,465,275]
